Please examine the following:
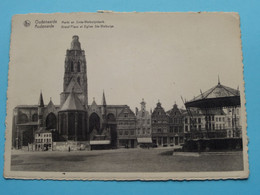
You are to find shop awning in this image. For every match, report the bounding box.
[137,137,152,144]
[90,140,111,145]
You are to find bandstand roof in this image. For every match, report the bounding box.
[185,82,240,109]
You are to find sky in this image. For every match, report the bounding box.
[8,12,244,112]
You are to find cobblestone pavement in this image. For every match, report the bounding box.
[10,148,244,172]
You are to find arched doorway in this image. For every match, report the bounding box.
[89,113,100,134]
[46,112,57,130]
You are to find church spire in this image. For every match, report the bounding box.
[101,90,107,119]
[102,90,107,106]
[38,91,44,107]
[218,75,220,85]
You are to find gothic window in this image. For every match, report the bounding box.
[77,77,81,85]
[46,113,57,130]
[107,113,116,122]
[77,61,81,72]
[89,113,100,134]
[71,61,74,72]
[19,113,28,124]
[68,113,75,139]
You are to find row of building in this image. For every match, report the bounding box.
[13,92,241,151]
[12,35,241,151]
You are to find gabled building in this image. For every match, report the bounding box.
[117,106,137,148]
[136,99,151,137]
[151,102,169,146]
[136,99,152,146]
[167,103,184,145]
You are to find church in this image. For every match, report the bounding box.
[12,35,137,150]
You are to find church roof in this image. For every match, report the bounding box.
[60,91,85,111]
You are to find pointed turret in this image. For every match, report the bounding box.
[38,91,44,107]
[101,90,107,119]
[102,90,107,106]
[38,91,44,128]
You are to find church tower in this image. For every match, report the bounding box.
[60,35,88,108]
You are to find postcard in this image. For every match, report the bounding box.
[4,12,248,180]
